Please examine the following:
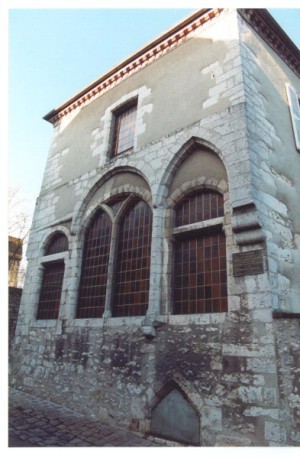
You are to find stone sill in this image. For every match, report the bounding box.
[33,320,57,328]
[31,313,227,329]
[163,313,226,326]
[75,317,144,327]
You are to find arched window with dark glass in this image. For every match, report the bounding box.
[77,210,112,318]
[173,190,227,314]
[37,233,69,320]
[113,198,152,317]
[45,233,68,255]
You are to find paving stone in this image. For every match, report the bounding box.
[9,387,161,447]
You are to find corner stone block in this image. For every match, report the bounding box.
[201,406,222,432]
[265,421,286,444]
[237,386,263,404]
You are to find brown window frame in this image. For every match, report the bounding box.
[173,190,227,315]
[112,100,138,157]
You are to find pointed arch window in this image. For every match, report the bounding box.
[37,233,68,320]
[77,210,112,318]
[173,190,227,314]
[113,198,152,317]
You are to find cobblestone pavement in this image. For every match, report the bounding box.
[9,387,164,447]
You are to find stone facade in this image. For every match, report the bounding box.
[10,9,300,446]
[9,287,22,348]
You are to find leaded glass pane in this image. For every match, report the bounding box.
[77,211,112,318]
[113,199,152,317]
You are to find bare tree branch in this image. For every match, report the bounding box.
[8,187,32,287]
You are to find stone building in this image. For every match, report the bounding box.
[9,236,22,288]
[10,8,300,446]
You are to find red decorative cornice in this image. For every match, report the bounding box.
[44,8,300,125]
[44,8,223,124]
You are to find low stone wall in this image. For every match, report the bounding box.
[8,287,22,348]
[10,309,300,446]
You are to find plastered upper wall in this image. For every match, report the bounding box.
[39,10,241,204]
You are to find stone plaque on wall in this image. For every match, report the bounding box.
[232,250,264,277]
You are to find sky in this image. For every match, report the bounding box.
[4,1,300,224]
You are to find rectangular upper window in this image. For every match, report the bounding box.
[112,101,137,156]
[286,83,300,152]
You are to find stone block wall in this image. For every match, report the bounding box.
[10,312,300,446]
[273,318,300,445]
[9,287,22,348]
[238,13,300,313]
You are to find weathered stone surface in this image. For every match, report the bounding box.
[9,8,300,448]
[215,434,254,446]
[9,287,22,347]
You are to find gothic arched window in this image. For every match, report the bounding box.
[173,190,227,314]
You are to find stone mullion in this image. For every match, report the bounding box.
[103,219,118,318]
[60,237,83,320]
[146,206,164,317]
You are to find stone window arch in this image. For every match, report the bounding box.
[172,189,227,314]
[37,232,69,320]
[75,192,152,318]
